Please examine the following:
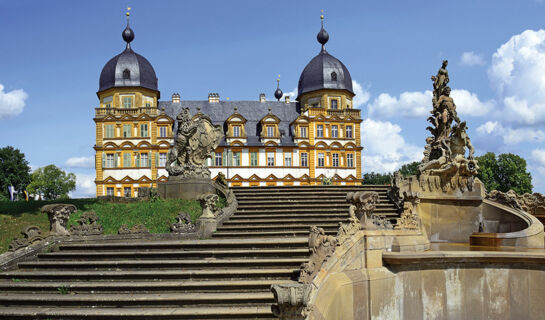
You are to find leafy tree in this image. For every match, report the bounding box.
[476,152,532,194]
[0,146,31,198]
[398,161,420,177]
[362,172,392,185]
[27,165,76,200]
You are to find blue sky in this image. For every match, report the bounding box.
[1,0,545,196]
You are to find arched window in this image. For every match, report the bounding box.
[123,69,130,80]
[331,71,337,81]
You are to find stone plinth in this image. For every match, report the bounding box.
[158,177,216,200]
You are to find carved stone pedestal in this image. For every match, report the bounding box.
[158,177,216,200]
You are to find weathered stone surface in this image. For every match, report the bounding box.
[70,211,103,236]
[41,204,76,236]
[170,212,196,233]
[299,226,337,284]
[395,191,421,230]
[487,189,545,216]
[8,226,43,252]
[118,224,149,235]
[199,193,219,219]
[270,282,311,320]
[346,191,390,230]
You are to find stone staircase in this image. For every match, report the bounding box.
[0,185,397,319]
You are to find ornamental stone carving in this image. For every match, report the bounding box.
[9,226,43,252]
[118,224,149,235]
[487,190,545,216]
[395,191,422,230]
[170,212,197,233]
[419,60,478,192]
[166,107,223,179]
[346,191,384,230]
[70,211,104,236]
[41,204,77,236]
[299,226,337,284]
[199,193,219,219]
[271,282,312,320]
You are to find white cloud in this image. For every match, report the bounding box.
[532,149,545,167]
[477,121,545,144]
[367,89,492,119]
[488,29,545,125]
[65,156,95,168]
[361,118,423,173]
[282,87,297,101]
[70,173,95,198]
[367,90,431,119]
[352,80,370,108]
[460,51,485,66]
[0,84,28,120]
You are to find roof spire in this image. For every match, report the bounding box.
[122,7,135,50]
[274,75,283,101]
[317,10,329,52]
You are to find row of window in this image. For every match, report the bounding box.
[103,95,154,109]
[213,151,354,168]
[103,152,167,168]
[104,124,169,139]
[315,124,352,138]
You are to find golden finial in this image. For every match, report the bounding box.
[320,9,324,20]
[126,7,131,16]
[277,75,280,86]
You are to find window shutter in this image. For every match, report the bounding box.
[102,152,105,168]
[148,152,152,167]
[114,154,119,168]
[136,153,140,168]
[223,152,227,166]
[155,152,159,167]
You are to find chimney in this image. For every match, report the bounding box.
[259,93,266,103]
[285,96,291,104]
[208,93,220,103]
[171,93,180,104]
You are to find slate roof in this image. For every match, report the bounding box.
[159,100,301,147]
[99,48,159,93]
[297,50,353,98]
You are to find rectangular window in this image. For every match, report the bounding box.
[301,153,308,167]
[233,126,240,137]
[124,187,131,197]
[251,152,258,166]
[140,124,148,137]
[215,152,222,166]
[105,124,114,138]
[160,153,167,167]
[233,152,241,166]
[318,153,325,167]
[300,127,307,138]
[123,97,132,108]
[106,187,114,196]
[347,154,354,167]
[331,99,338,109]
[123,124,132,138]
[140,153,149,167]
[332,125,338,138]
[105,154,114,168]
[267,126,275,137]
[332,153,339,167]
[159,127,167,138]
[346,126,353,138]
[317,125,324,138]
[285,153,292,166]
[123,153,131,167]
[267,152,275,166]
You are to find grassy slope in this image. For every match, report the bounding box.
[0,198,201,253]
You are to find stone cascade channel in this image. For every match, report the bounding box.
[0,185,397,319]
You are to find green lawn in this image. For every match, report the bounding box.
[0,198,201,253]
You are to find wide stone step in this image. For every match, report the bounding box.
[212,230,338,238]
[236,203,394,209]
[235,196,389,201]
[223,218,348,225]
[229,213,350,220]
[0,292,274,307]
[216,223,340,231]
[0,279,289,294]
[0,306,276,319]
[58,238,308,251]
[0,268,299,281]
[232,186,389,191]
[233,191,389,197]
[38,248,311,260]
[17,258,306,270]
[234,208,397,214]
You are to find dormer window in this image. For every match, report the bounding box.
[331,99,338,110]
[123,69,130,80]
[331,72,337,81]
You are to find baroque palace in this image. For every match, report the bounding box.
[94,14,363,197]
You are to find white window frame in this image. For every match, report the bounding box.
[300,127,307,138]
[332,153,339,167]
[160,153,167,167]
[215,152,222,166]
[140,153,149,167]
[318,153,325,167]
[285,153,292,167]
[332,125,338,138]
[106,187,114,196]
[347,154,354,167]
[317,125,324,138]
[233,126,240,137]
[301,153,308,167]
[159,127,167,138]
[267,152,275,166]
[346,126,353,138]
[267,126,275,137]
[106,154,114,168]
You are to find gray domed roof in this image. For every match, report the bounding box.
[98,24,158,93]
[297,22,353,98]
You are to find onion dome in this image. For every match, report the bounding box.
[98,13,159,94]
[274,77,283,101]
[297,15,353,99]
